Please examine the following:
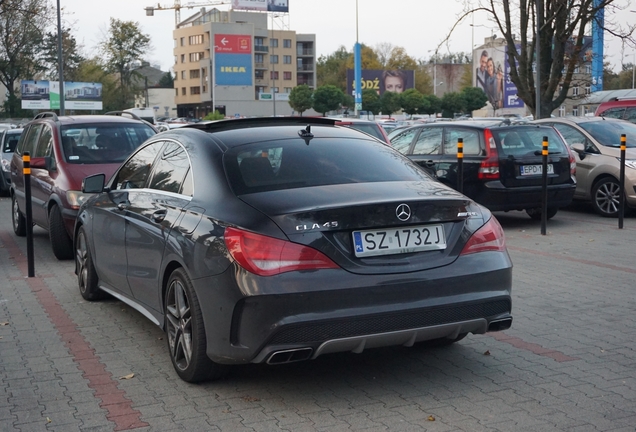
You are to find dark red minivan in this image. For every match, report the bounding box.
[10,112,156,259]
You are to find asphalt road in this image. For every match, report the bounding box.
[1,195,636,431]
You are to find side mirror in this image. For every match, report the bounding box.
[570,143,585,160]
[82,173,106,193]
[30,157,47,169]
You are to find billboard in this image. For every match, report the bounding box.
[21,80,103,110]
[214,34,253,86]
[346,69,415,96]
[231,0,289,12]
[473,45,523,110]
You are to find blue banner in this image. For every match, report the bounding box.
[215,53,253,86]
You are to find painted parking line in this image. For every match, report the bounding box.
[1,232,148,431]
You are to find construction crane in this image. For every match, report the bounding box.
[145,1,232,27]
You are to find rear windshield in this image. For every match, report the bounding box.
[492,127,568,157]
[2,131,22,153]
[61,123,156,164]
[578,120,636,148]
[224,137,432,195]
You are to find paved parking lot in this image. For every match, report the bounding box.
[1,195,636,431]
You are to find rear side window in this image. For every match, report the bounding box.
[412,128,442,155]
[599,107,625,119]
[148,142,191,194]
[443,128,481,155]
[625,107,636,123]
[390,128,418,154]
[225,138,431,195]
[3,132,22,153]
[114,142,164,189]
[33,126,53,158]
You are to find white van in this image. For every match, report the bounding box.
[124,107,156,124]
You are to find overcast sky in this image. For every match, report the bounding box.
[60,0,634,73]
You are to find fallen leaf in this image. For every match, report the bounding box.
[242,396,260,402]
[427,415,435,421]
[589,239,594,242]
[119,373,135,380]
[0,322,9,326]
[484,350,491,356]
[46,417,52,423]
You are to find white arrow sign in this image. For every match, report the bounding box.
[221,37,228,46]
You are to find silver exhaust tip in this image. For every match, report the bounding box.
[267,347,313,365]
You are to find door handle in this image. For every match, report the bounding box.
[151,209,167,223]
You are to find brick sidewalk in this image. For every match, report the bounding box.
[2,195,636,431]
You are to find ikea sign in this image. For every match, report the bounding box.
[215,53,252,86]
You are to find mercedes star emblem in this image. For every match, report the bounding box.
[396,204,411,221]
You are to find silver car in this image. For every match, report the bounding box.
[534,117,636,217]
[0,128,23,196]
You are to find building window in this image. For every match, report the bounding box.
[283,39,292,48]
[283,71,292,80]
[190,87,201,95]
[190,69,200,79]
[189,35,203,45]
[559,105,565,117]
[283,55,292,64]
[202,85,206,93]
[574,65,580,73]
[284,87,292,93]
[585,64,591,74]
[572,86,579,97]
[270,71,279,80]
[255,54,264,64]
[174,55,177,64]
[189,52,204,62]
[181,54,185,63]
[572,105,579,116]
[585,85,591,95]
[181,71,186,80]
[181,87,186,96]
[272,87,279,93]
[270,38,278,48]
[255,37,265,46]
[270,55,278,64]
[180,37,185,46]
[255,70,264,79]
[175,88,178,96]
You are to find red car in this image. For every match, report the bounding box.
[332,118,391,144]
[11,112,156,259]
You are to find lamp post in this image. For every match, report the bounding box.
[56,0,65,115]
[354,0,361,117]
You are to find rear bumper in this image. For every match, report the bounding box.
[476,181,576,212]
[191,251,513,365]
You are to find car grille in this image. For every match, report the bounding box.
[268,300,510,345]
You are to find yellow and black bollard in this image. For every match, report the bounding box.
[457,138,463,194]
[619,133,626,229]
[23,151,35,277]
[541,136,549,235]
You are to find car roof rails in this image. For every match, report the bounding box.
[34,112,59,121]
[104,110,143,121]
[189,116,338,132]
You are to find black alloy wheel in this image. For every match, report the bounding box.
[165,268,227,383]
[12,195,26,237]
[75,226,106,301]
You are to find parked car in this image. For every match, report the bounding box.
[390,120,576,219]
[332,118,391,144]
[534,116,636,217]
[595,99,636,124]
[1,128,23,195]
[75,117,513,383]
[10,112,157,259]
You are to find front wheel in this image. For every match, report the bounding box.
[49,205,74,260]
[526,207,558,220]
[12,195,26,237]
[165,268,228,383]
[592,177,621,217]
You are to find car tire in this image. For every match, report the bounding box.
[12,195,26,237]
[525,207,558,220]
[592,177,621,217]
[165,268,228,383]
[49,205,74,260]
[75,226,106,301]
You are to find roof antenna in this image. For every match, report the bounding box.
[298,124,314,144]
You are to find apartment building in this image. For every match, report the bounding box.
[173,8,316,118]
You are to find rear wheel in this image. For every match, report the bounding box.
[12,195,26,237]
[165,268,228,383]
[75,226,106,301]
[49,205,74,260]
[525,207,558,220]
[592,177,621,217]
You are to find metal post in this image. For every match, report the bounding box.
[541,136,548,235]
[619,133,626,229]
[535,0,542,119]
[457,138,464,193]
[23,152,35,277]
[56,0,65,115]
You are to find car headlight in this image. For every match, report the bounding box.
[624,160,636,170]
[66,190,95,209]
[1,158,10,173]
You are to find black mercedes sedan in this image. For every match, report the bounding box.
[75,117,513,383]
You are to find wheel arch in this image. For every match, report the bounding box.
[161,260,185,329]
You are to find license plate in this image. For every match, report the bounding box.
[520,164,554,176]
[352,224,446,258]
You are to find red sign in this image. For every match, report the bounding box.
[214,34,252,54]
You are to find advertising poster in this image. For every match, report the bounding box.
[473,45,523,110]
[232,0,289,12]
[504,45,524,109]
[346,69,415,96]
[21,80,50,109]
[21,80,103,110]
[214,34,253,86]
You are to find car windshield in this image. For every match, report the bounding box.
[492,127,568,156]
[225,137,432,195]
[2,131,22,153]
[60,123,156,164]
[578,120,636,147]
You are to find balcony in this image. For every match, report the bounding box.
[296,48,314,57]
[297,64,314,72]
[255,45,269,53]
[255,62,269,70]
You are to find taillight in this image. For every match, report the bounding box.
[478,128,500,180]
[460,216,506,255]
[224,227,339,276]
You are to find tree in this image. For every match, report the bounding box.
[379,91,402,116]
[451,1,635,118]
[385,47,418,70]
[312,85,344,115]
[203,110,224,120]
[440,92,464,118]
[74,58,120,112]
[99,18,151,109]
[41,28,85,81]
[158,72,174,88]
[421,94,442,115]
[361,88,381,114]
[0,0,50,117]
[461,86,489,113]
[399,89,425,116]
[317,46,350,91]
[288,84,314,116]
